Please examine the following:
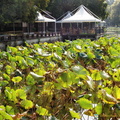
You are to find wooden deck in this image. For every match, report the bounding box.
[0,32,61,42]
[0,32,61,50]
[61,27,105,41]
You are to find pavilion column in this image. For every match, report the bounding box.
[89,22,90,29]
[77,23,79,27]
[55,22,56,33]
[70,23,72,35]
[46,22,48,32]
[70,23,72,28]
[82,23,83,29]
[43,22,45,33]
[38,23,40,32]
[77,23,79,35]
[61,23,63,28]
[89,22,90,34]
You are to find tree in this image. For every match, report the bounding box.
[47,0,108,20]
[106,0,114,5]
[107,0,120,26]
[0,0,17,24]
[0,0,50,24]
[35,0,50,10]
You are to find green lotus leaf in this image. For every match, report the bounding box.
[78,52,88,58]
[26,74,36,85]
[3,74,9,81]
[75,45,82,50]
[5,87,18,103]
[0,106,5,111]
[77,98,93,109]
[87,51,95,59]
[5,65,13,75]
[54,52,62,60]
[16,89,27,100]
[69,108,81,119]
[38,48,51,57]
[7,46,18,54]
[112,69,120,81]
[6,105,14,115]
[0,110,13,120]
[26,57,34,66]
[113,86,120,100]
[71,65,88,77]
[12,76,22,83]
[95,103,102,115]
[100,71,110,79]
[30,72,44,80]
[95,55,102,60]
[36,106,50,116]
[0,81,9,87]
[21,100,34,109]
[91,71,101,81]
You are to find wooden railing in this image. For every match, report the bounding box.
[0,32,61,42]
[61,27,105,36]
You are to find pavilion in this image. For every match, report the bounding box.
[57,5,104,40]
[35,11,56,33]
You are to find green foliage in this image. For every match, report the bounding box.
[69,108,81,119]
[0,0,50,25]
[21,100,34,109]
[0,37,120,119]
[107,0,120,26]
[77,98,93,109]
[36,106,50,116]
[47,0,108,20]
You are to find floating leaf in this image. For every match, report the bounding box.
[78,52,88,58]
[0,81,9,87]
[0,106,5,111]
[21,100,34,109]
[12,76,22,83]
[7,46,18,54]
[100,71,110,79]
[54,52,62,60]
[95,55,102,60]
[26,74,36,85]
[112,69,120,81]
[91,71,101,81]
[87,51,95,59]
[69,108,81,119]
[36,106,50,116]
[101,89,118,104]
[0,110,13,120]
[26,57,34,66]
[5,65,13,75]
[77,98,93,109]
[111,59,120,68]
[30,72,44,80]
[16,89,27,100]
[113,86,120,100]
[38,48,51,57]
[5,87,18,103]
[71,65,88,76]
[86,76,95,90]
[16,56,28,67]
[95,103,102,115]
[6,106,14,115]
